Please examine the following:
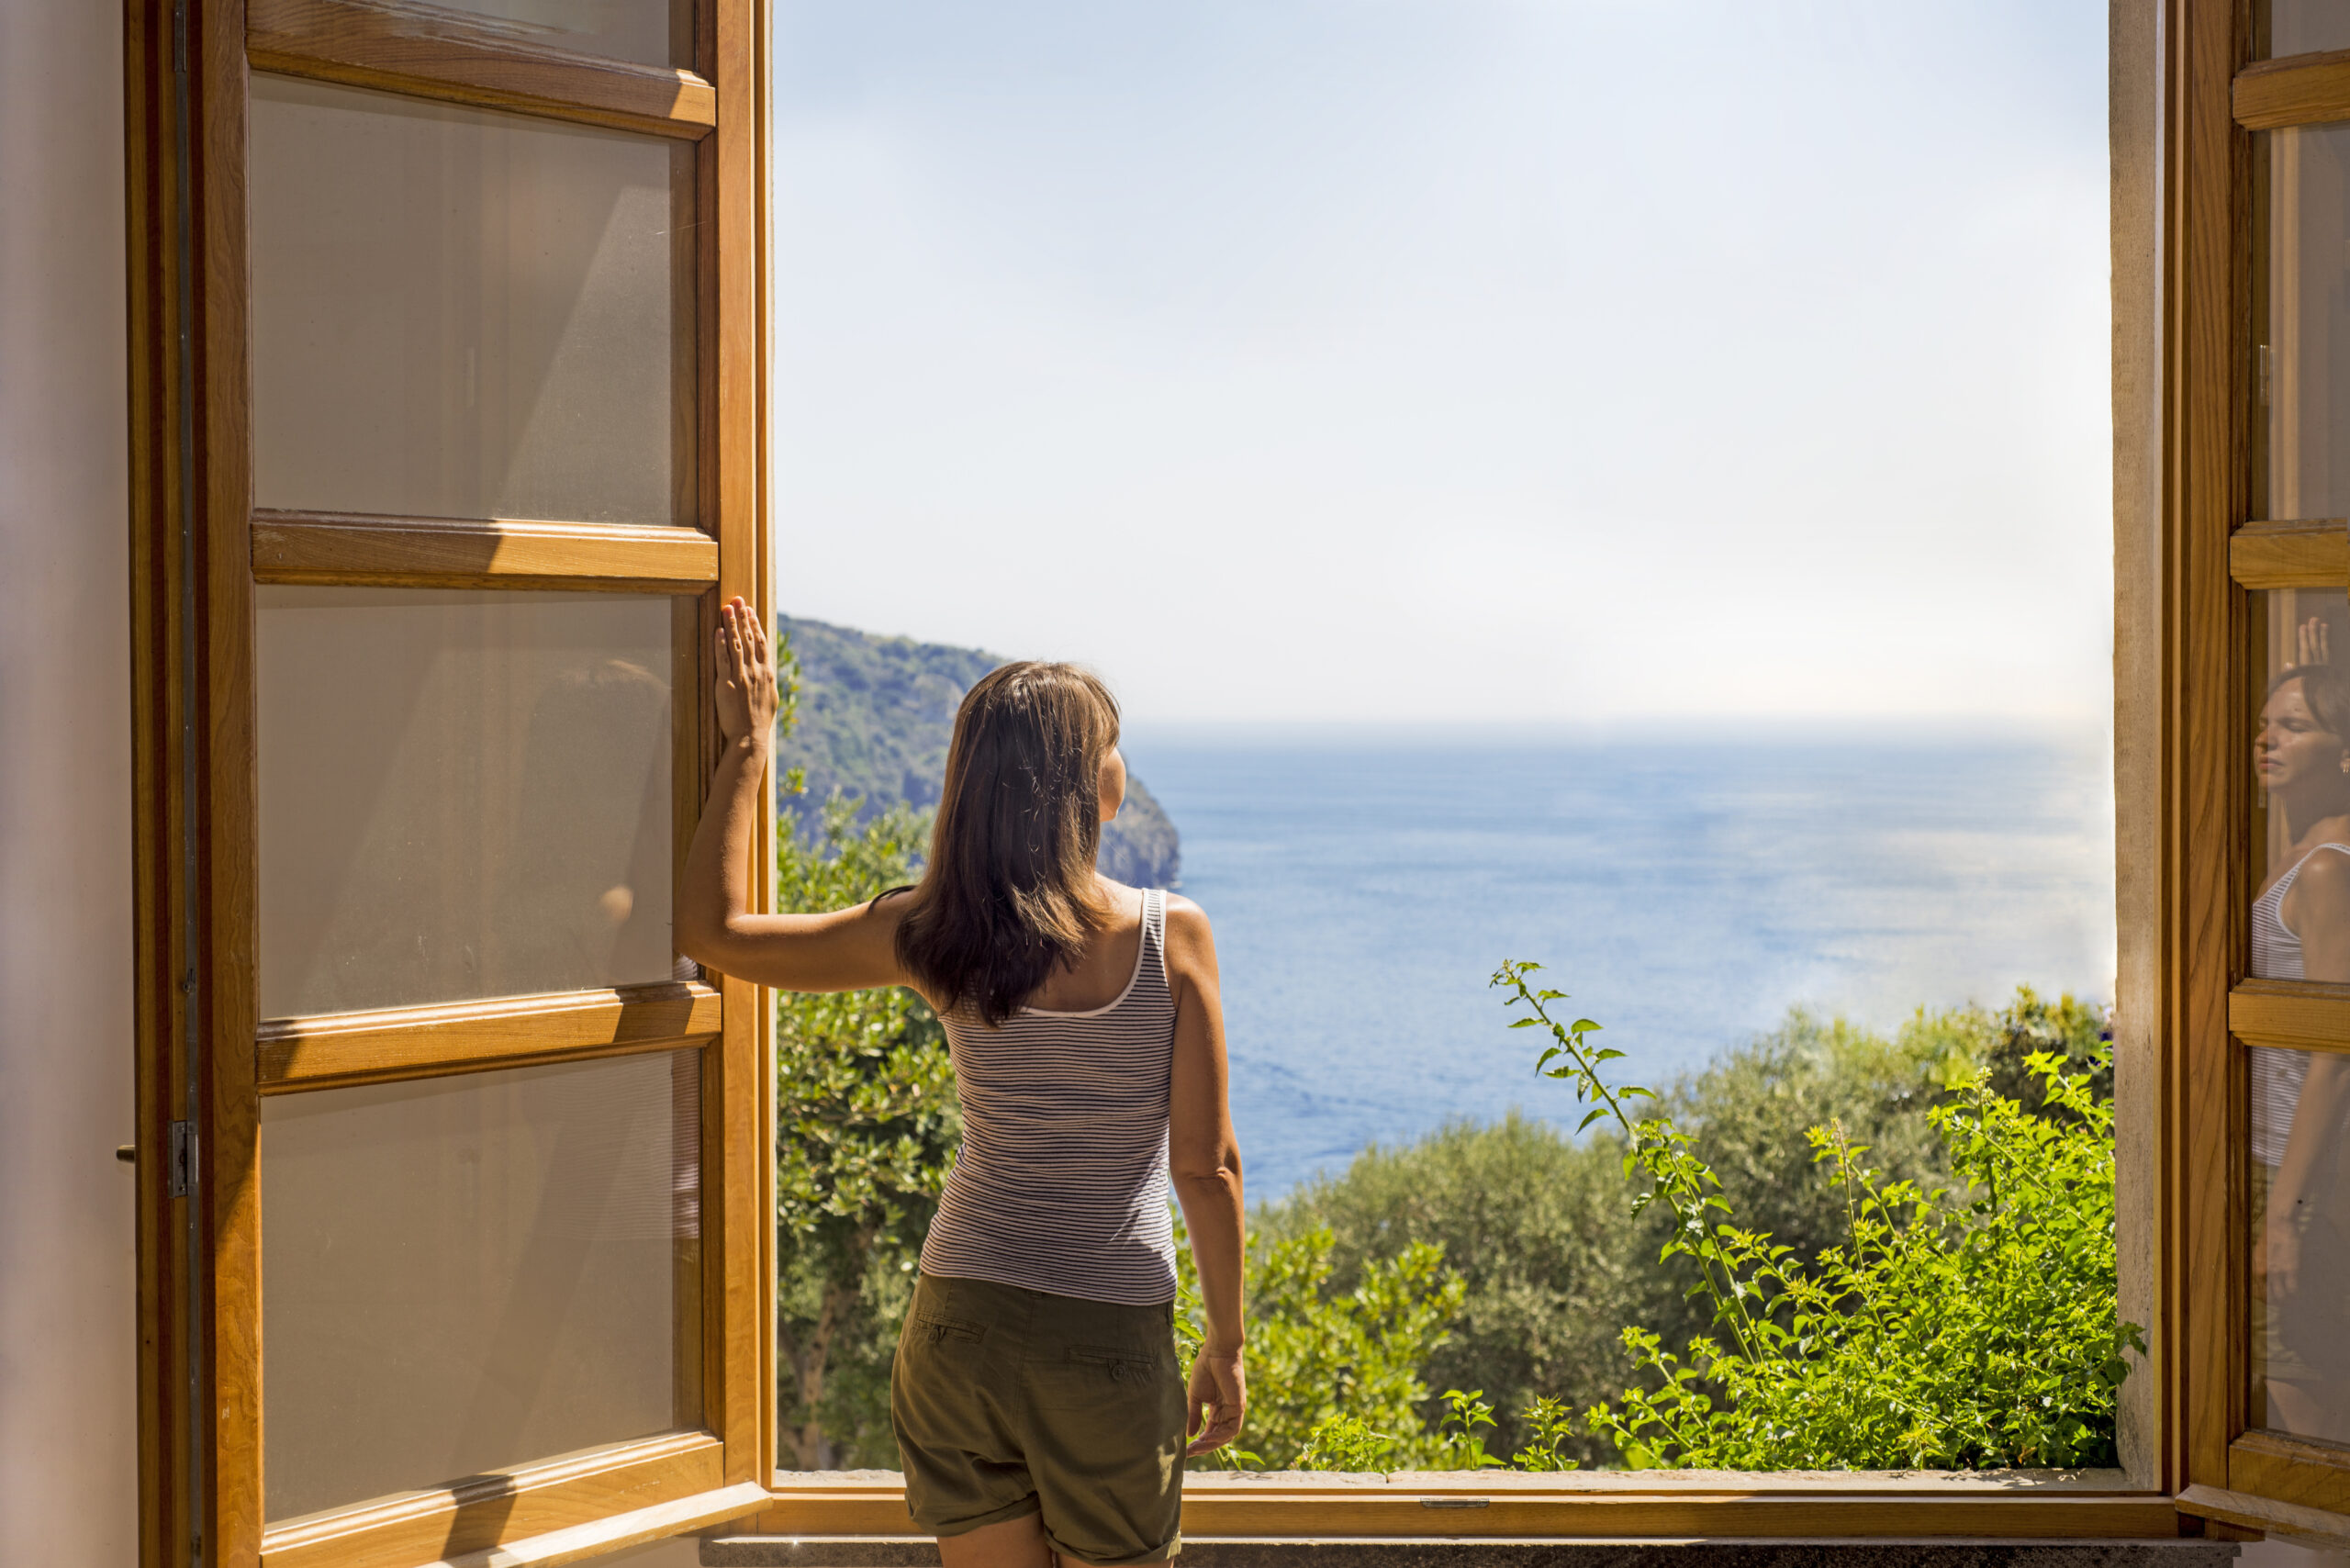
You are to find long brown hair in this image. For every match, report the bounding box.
[2270,663,2350,740]
[893,661,1121,1025]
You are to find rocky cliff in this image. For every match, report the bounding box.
[774,615,1181,889]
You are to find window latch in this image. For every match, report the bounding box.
[168,1120,196,1199]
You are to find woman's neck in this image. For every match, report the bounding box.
[2284,801,2350,855]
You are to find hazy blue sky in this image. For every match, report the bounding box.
[770,3,2109,726]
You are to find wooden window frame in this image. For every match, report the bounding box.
[127,1,776,1565]
[2170,2,2350,1545]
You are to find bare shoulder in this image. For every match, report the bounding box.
[1163,891,1212,935]
[2300,846,2350,904]
[1161,893,1218,972]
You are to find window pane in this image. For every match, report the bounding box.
[2267,124,2350,522]
[251,74,695,527]
[258,588,677,1019]
[2250,1042,2350,1444]
[263,1051,702,1521]
[424,0,690,68]
[2256,588,2350,951]
[2267,1,2350,60]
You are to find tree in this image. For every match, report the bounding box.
[772,796,957,1466]
[767,633,958,1468]
[1175,1220,1466,1471]
[1261,986,2117,1467]
[1496,961,2141,1471]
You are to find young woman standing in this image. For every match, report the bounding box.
[680,599,1246,1567]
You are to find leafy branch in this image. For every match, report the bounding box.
[1493,960,1769,1367]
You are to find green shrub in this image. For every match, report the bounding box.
[1177,1221,1466,1470]
[772,794,956,1467]
[1495,961,2141,1470]
[1256,983,2116,1469]
[767,632,957,1468]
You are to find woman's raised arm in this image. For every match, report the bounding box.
[677,598,914,994]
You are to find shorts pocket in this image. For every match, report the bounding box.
[910,1314,988,1347]
[1029,1339,1177,1414]
[1067,1344,1160,1385]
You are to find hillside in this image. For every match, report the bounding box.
[775,615,1181,889]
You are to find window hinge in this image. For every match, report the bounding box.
[168,1120,196,1199]
[172,0,187,76]
[2260,342,2275,409]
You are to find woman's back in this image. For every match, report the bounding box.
[921,886,1180,1305]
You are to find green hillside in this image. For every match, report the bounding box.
[775,615,1181,889]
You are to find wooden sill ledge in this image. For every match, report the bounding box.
[700,1539,2232,1568]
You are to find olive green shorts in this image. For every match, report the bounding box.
[2251,1159,2350,1401]
[891,1272,1186,1566]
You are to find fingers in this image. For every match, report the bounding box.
[720,599,749,688]
[1184,1408,1244,1456]
[2301,617,2333,666]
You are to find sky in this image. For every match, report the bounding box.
[768,2,2112,728]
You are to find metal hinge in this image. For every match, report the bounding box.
[172,0,187,75]
[167,1120,196,1199]
[2261,342,2275,409]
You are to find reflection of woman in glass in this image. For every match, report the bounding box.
[2249,621,2350,1439]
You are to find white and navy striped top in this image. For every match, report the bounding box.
[919,887,1180,1305]
[2250,843,2350,1167]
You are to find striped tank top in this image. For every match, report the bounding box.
[2249,843,2350,1167]
[919,888,1180,1305]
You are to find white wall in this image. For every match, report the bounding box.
[0,0,139,1563]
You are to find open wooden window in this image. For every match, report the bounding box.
[125,0,2350,1557]
[128,3,773,1565]
[2158,0,2350,1546]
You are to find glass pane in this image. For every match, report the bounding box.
[2267,1,2350,59]
[2255,588,2350,943]
[258,588,677,1019]
[2250,1043,2350,1444]
[251,74,695,527]
[423,0,690,68]
[263,1051,702,1521]
[2266,124,2350,522]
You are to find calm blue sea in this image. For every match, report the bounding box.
[1117,729,2117,1200]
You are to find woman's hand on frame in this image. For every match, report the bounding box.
[714,596,778,750]
[1183,1346,1246,1459]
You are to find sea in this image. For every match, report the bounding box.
[1117,728,2118,1201]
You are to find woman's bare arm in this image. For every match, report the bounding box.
[1165,895,1247,1456]
[677,598,916,993]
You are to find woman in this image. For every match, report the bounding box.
[680,599,1245,1567]
[2248,629,2350,1440]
